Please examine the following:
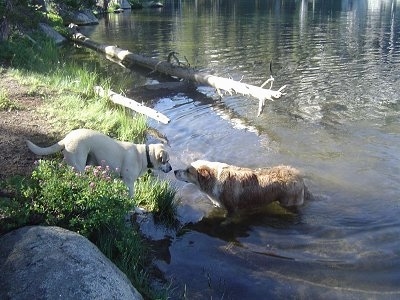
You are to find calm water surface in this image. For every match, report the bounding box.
[80,0,400,298]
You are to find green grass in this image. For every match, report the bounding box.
[1,31,176,299]
[135,173,178,227]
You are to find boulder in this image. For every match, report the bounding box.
[0,226,143,300]
[39,23,67,44]
[60,8,99,25]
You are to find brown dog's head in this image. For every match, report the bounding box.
[174,165,211,184]
[174,166,196,184]
[174,160,225,195]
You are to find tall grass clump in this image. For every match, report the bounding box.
[135,173,178,226]
[49,62,102,97]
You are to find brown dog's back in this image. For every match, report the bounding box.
[197,164,305,215]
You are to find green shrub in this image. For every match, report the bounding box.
[45,11,68,36]
[21,159,133,236]
[108,2,121,12]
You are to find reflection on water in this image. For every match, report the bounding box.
[80,0,400,298]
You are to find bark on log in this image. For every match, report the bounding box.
[94,86,170,124]
[68,24,286,116]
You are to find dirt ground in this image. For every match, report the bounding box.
[0,70,59,183]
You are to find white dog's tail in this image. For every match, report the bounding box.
[26,139,65,155]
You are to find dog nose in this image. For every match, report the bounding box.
[174,170,178,175]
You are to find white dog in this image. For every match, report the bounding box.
[26,128,172,197]
[175,160,307,216]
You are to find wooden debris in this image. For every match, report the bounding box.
[94,86,170,124]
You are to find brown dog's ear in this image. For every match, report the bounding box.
[196,166,211,180]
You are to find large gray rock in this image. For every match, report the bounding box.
[60,8,99,25]
[39,23,67,44]
[0,226,143,300]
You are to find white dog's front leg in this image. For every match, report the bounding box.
[122,169,140,199]
[120,173,134,198]
[128,183,134,198]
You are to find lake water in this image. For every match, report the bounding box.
[79,0,400,298]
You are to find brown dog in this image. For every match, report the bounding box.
[174,160,307,216]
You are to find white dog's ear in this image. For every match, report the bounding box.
[158,150,169,163]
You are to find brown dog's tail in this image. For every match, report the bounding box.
[26,139,65,156]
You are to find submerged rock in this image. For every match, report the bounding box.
[0,226,143,300]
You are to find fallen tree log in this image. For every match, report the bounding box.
[69,24,286,116]
[94,86,170,124]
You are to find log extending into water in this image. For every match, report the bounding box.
[69,24,286,116]
[94,86,170,124]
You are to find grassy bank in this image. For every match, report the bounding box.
[0,32,175,299]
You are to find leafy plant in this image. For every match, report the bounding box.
[45,11,67,36]
[108,2,121,12]
[0,88,20,111]
[21,159,133,236]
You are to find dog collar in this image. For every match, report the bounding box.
[145,145,154,169]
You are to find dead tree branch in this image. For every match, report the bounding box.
[69,24,286,116]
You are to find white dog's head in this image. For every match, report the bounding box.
[148,144,172,173]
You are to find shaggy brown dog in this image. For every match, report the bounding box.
[174,160,307,216]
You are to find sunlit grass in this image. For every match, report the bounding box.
[7,57,149,142]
